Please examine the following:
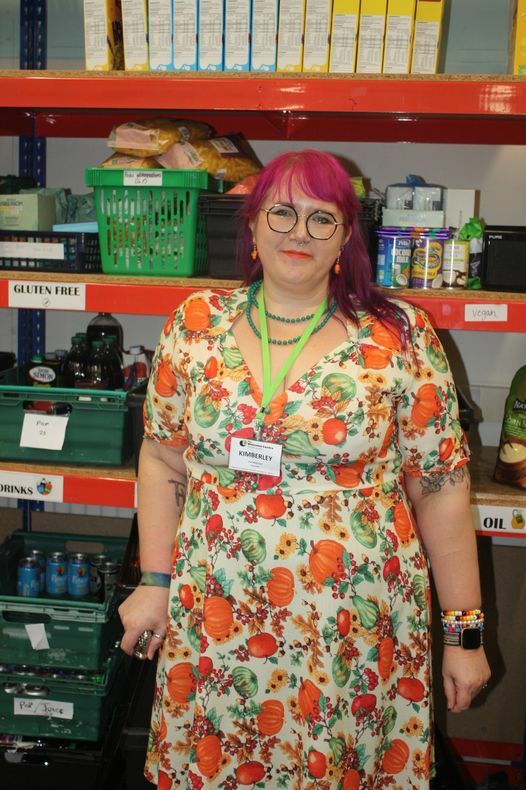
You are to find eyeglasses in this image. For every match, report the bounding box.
[261,204,345,240]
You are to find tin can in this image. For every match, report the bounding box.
[376,232,411,288]
[89,554,110,595]
[410,236,445,289]
[17,557,40,598]
[2,682,23,695]
[67,553,90,598]
[29,549,46,593]
[23,684,47,697]
[98,560,121,601]
[442,239,469,288]
[46,551,68,597]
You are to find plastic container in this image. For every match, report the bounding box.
[0,530,127,670]
[199,194,244,278]
[0,230,102,273]
[0,367,145,465]
[86,167,220,277]
[86,312,124,359]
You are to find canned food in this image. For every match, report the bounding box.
[17,557,40,598]
[98,561,121,602]
[442,239,469,288]
[67,552,90,598]
[23,684,48,697]
[410,236,446,289]
[29,549,46,593]
[2,682,23,695]
[376,232,411,288]
[46,551,67,597]
[89,554,110,596]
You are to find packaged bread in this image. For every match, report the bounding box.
[156,134,262,183]
[108,118,214,157]
[99,153,160,169]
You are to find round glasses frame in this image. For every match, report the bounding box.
[260,204,345,240]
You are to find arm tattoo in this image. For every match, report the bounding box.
[168,478,187,508]
[419,465,469,496]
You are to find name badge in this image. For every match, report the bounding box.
[229,437,282,476]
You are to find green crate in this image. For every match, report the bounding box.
[0,650,128,741]
[0,367,144,465]
[0,531,127,670]
[85,167,220,277]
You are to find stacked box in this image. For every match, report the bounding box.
[356,0,387,73]
[83,0,124,71]
[410,0,444,74]
[250,0,279,71]
[224,0,251,71]
[148,0,174,70]
[383,0,416,73]
[303,0,333,72]
[329,0,361,73]
[198,0,225,70]
[121,0,149,70]
[514,0,526,74]
[277,0,307,71]
[173,0,198,70]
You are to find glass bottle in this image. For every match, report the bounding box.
[86,313,123,361]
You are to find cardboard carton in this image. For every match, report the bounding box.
[383,0,416,73]
[356,0,387,73]
[410,0,444,74]
[83,0,124,70]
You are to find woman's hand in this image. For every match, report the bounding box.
[442,645,491,713]
[118,585,170,660]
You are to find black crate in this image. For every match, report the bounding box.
[0,352,15,372]
[0,230,102,273]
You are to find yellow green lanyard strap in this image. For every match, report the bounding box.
[257,283,328,417]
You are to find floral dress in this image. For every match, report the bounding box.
[143,287,468,790]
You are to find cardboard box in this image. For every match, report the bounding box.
[303,0,333,72]
[198,0,225,71]
[121,0,149,70]
[329,0,361,73]
[443,188,478,231]
[173,0,198,71]
[277,0,307,72]
[382,207,444,227]
[410,0,444,74]
[224,0,251,71]
[382,0,416,73]
[513,0,526,74]
[250,0,278,70]
[0,195,57,231]
[83,0,124,71]
[356,0,387,73]
[148,0,174,70]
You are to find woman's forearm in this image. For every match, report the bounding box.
[137,438,188,575]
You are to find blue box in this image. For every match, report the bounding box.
[198,0,225,70]
[224,0,251,71]
[250,0,278,70]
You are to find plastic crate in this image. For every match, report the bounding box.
[0,230,102,273]
[0,650,127,741]
[199,193,244,278]
[0,367,145,466]
[0,352,15,372]
[0,530,127,670]
[85,167,220,277]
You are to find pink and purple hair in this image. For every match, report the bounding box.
[238,148,410,340]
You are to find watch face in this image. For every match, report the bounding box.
[461,628,482,650]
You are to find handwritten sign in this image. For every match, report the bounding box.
[464,304,508,323]
[14,698,74,720]
[20,413,70,451]
[8,280,86,310]
[124,169,163,187]
[0,470,64,503]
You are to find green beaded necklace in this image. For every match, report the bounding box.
[245,280,337,346]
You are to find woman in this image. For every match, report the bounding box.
[119,149,490,788]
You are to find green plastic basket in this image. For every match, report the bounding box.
[85,167,219,276]
[0,530,127,670]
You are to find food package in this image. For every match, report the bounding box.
[156,134,262,183]
[108,118,214,157]
[458,216,484,288]
[494,364,526,491]
[99,153,160,169]
[226,173,260,194]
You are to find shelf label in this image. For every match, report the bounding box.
[0,241,65,260]
[14,698,74,720]
[124,169,163,187]
[464,304,508,323]
[473,504,526,537]
[20,413,70,451]
[0,471,64,503]
[8,280,86,310]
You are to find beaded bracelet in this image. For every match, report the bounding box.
[140,571,171,588]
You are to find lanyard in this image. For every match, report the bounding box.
[257,283,327,419]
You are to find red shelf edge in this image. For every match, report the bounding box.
[63,473,136,508]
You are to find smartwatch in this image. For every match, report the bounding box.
[444,627,483,650]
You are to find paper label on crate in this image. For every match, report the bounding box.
[472,505,526,537]
[464,304,508,323]
[20,413,70,451]
[14,698,74,720]
[0,241,65,260]
[25,623,50,651]
[123,169,164,186]
[0,471,64,502]
[8,280,86,310]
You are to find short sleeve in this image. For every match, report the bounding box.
[396,307,470,477]
[143,308,189,447]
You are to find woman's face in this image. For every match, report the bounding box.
[250,184,352,290]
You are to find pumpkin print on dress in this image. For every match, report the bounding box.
[143,287,469,788]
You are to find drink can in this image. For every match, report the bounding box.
[89,554,110,595]
[46,551,68,597]
[29,549,46,593]
[410,236,445,289]
[67,552,90,598]
[375,232,411,288]
[23,684,47,697]
[98,561,121,602]
[442,239,469,288]
[2,682,23,695]
[17,557,40,598]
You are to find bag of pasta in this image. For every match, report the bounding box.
[156,134,262,183]
[99,153,160,169]
[108,118,214,157]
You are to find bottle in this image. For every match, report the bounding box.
[123,345,151,390]
[54,349,68,387]
[82,340,111,390]
[27,354,56,387]
[64,336,87,388]
[102,336,124,389]
[86,313,124,361]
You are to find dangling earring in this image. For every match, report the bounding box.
[334,253,341,275]
[250,242,258,261]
